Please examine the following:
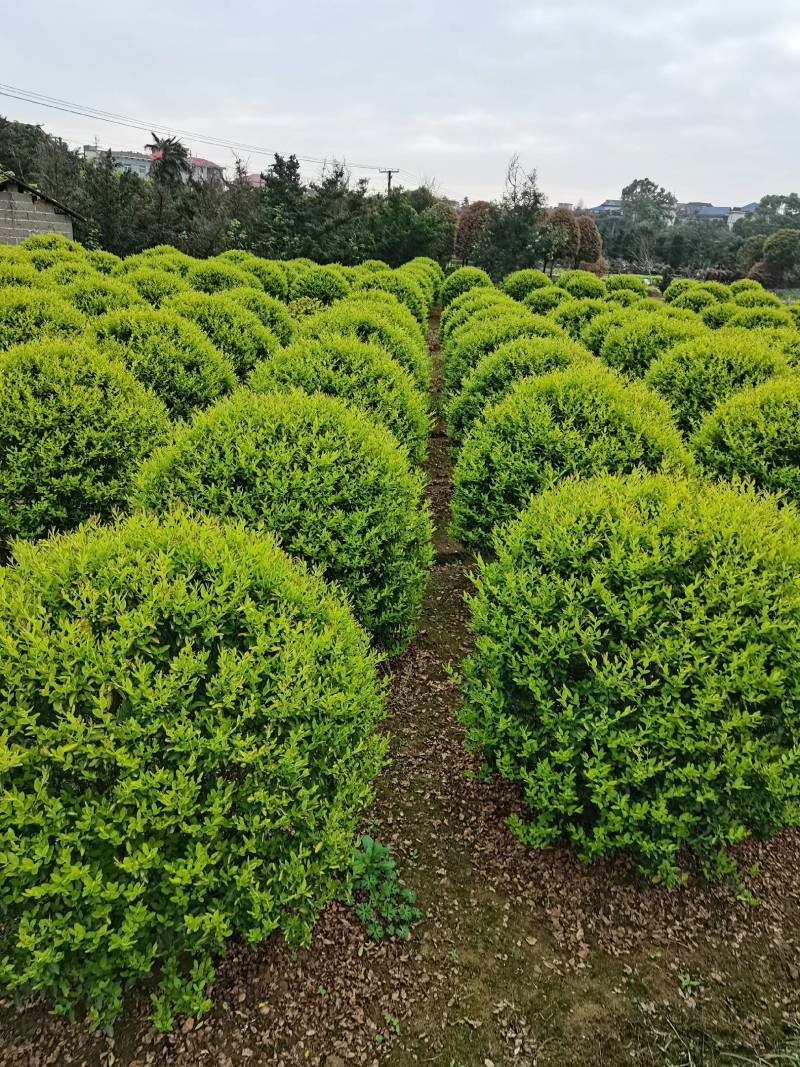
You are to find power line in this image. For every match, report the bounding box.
[0,82,422,183]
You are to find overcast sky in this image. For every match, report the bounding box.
[3,0,800,207]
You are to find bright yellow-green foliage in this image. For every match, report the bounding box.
[443,309,561,397]
[460,473,800,885]
[439,287,511,343]
[692,376,800,501]
[166,290,279,377]
[605,273,648,295]
[445,335,595,444]
[555,269,607,299]
[135,389,433,653]
[344,289,426,346]
[217,251,289,300]
[301,300,431,389]
[728,305,796,331]
[0,510,386,1030]
[501,269,551,301]
[93,307,237,418]
[450,362,690,550]
[123,267,189,307]
[185,259,255,294]
[600,310,704,375]
[549,297,607,339]
[645,329,791,432]
[0,340,170,546]
[248,333,430,464]
[356,271,427,325]
[440,267,493,307]
[0,287,87,348]
[523,286,572,314]
[290,264,351,305]
[224,287,295,345]
[59,274,144,317]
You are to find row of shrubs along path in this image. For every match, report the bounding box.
[1,311,799,1067]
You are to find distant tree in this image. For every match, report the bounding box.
[224,158,260,250]
[667,229,685,269]
[306,163,373,264]
[539,207,581,273]
[575,214,602,265]
[621,178,677,226]
[736,194,800,238]
[737,234,766,274]
[180,176,230,258]
[74,151,149,255]
[250,154,309,259]
[473,156,547,278]
[146,133,191,185]
[763,229,800,284]
[454,199,491,263]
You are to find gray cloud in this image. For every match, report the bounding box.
[3,0,800,206]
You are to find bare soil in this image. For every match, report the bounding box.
[1,311,798,1067]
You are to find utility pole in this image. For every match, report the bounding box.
[379,168,399,195]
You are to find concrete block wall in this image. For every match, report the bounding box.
[0,188,75,245]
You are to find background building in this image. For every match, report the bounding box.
[0,175,82,244]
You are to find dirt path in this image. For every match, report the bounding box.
[1,312,799,1067]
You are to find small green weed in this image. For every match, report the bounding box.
[351,835,420,940]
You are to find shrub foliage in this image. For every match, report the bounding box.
[459,473,800,885]
[0,510,386,1029]
[450,363,690,549]
[135,389,433,652]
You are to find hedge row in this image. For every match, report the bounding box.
[0,239,437,1029]
[446,271,800,888]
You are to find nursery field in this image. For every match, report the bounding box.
[0,239,799,1065]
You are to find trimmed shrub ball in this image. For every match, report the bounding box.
[523,287,571,314]
[663,278,697,303]
[0,340,170,546]
[701,302,736,329]
[600,311,704,376]
[217,251,289,300]
[357,272,427,325]
[0,288,87,349]
[167,291,279,377]
[85,249,122,274]
[501,269,552,301]
[247,333,430,464]
[135,389,433,653]
[225,287,295,345]
[443,311,560,397]
[0,509,386,1030]
[606,273,648,296]
[550,298,607,340]
[185,259,255,293]
[733,289,783,309]
[445,335,595,444]
[671,288,718,313]
[344,289,425,345]
[290,265,351,305]
[692,376,800,501]
[645,329,790,432]
[728,306,796,331]
[60,275,144,317]
[555,269,607,299]
[93,307,237,418]
[459,472,800,885]
[440,288,510,342]
[301,301,431,389]
[450,362,690,549]
[123,267,189,307]
[730,279,766,295]
[440,267,494,308]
